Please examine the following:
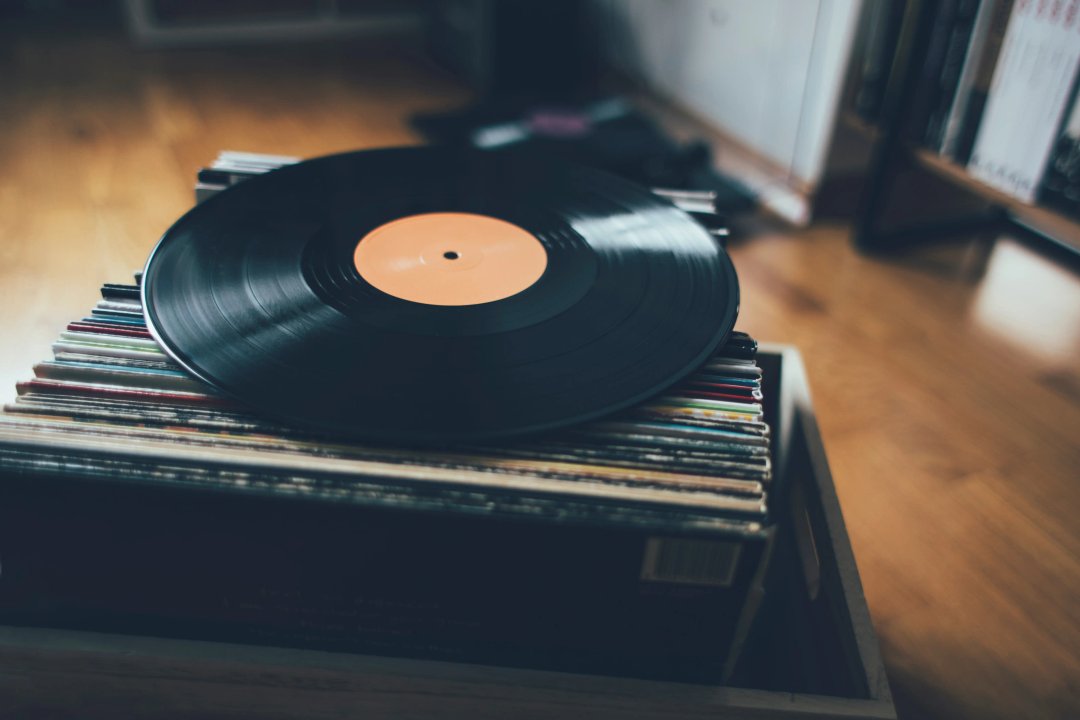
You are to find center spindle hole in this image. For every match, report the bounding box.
[443,251,460,260]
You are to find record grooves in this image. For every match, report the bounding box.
[142,147,739,442]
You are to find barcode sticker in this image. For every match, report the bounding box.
[640,537,742,587]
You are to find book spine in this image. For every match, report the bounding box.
[939,0,999,155]
[854,0,898,123]
[952,0,1016,162]
[925,0,983,150]
[1038,82,1080,218]
[907,0,961,141]
[968,0,1080,202]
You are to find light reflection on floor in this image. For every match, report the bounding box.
[971,238,1080,365]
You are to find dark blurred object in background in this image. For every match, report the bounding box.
[412,97,755,214]
[419,1,754,214]
[427,0,600,102]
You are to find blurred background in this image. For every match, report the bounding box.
[1,1,1078,719]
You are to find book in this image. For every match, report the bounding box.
[924,0,982,150]
[938,0,994,155]
[1039,83,1080,219]
[853,0,907,124]
[950,0,1015,161]
[907,0,961,142]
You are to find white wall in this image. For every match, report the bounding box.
[596,0,862,188]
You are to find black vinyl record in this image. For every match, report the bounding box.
[142,147,739,442]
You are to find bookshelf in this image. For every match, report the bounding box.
[912,149,1080,252]
[851,0,1080,256]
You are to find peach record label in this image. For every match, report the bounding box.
[353,212,548,306]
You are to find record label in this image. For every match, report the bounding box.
[353,212,548,306]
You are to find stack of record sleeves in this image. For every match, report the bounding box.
[0,147,776,681]
[0,280,770,534]
[0,279,774,681]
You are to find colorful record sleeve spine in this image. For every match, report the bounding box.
[0,280,773,535]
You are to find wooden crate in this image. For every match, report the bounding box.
[0,346,895,719]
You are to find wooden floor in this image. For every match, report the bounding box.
[2,19,1079,720]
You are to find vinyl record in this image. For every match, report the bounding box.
[142,147,739,442]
